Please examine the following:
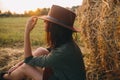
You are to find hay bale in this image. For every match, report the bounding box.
[77,0,120,80]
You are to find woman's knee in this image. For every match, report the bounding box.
[33,47,49,56]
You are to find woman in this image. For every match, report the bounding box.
[0,5,86,80]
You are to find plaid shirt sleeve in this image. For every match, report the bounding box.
[24,48,64,68]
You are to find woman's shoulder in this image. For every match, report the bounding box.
[62,41,79,49]
[53,41,80,53]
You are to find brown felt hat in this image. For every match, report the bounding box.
[39,5,80,32]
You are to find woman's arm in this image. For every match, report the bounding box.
[24,16,38,58]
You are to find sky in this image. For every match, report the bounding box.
[0,0,83,14]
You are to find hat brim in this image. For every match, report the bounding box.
[38,15,80,32]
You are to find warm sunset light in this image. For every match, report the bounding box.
[0,0,82,14]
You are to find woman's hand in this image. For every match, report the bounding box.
[8,61,24,74]
[25,16,38,33]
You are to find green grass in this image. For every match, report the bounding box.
[0,17,81,47]
[0,17,46,47]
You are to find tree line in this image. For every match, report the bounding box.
[0,6,79,17]
[0,8,49,17]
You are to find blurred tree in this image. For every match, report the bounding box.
[28,10,35,16]
[40,8,49,15]
[24,11,29,16]
[3,11,12,17]
[35,8,41,16]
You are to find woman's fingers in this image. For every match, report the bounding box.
[8,66,18,74]
[25,16,38,32]
[32,17,38,26]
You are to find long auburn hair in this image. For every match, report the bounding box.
[45,21,74,48]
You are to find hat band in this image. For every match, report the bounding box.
[47,16,70,27]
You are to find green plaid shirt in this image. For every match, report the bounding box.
[24,41,86,80]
